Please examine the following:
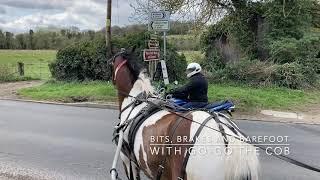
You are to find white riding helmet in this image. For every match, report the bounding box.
[186,62,202,78]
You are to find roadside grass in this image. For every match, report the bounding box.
[18,81,320,111]
[18,81,117,103]
[0,50,57,80]
[207,84,320,111]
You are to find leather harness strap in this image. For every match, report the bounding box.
[178,115,213,180]
[178,113,231,180]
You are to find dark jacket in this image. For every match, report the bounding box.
[171,73,208,102]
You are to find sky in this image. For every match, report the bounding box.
[0,0,136,33]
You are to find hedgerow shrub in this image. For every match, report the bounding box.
[49,39,110,81]
[50,32,187,81]
[211,60,275,86]
[207,59,318,89]
[271,62,307,89]
[269,34,320,64]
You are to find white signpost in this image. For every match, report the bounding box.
[148,11,170,85]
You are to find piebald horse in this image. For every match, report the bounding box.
[110,51,259,180]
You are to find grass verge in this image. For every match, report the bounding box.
[18,81,320,111]
[207,84,320,111]
[18,81,117,103]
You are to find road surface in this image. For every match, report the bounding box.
[0,100,319,180]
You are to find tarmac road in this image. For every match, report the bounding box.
[0,100,319,180]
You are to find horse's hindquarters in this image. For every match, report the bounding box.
[183,112,259,180]
[130,110,259,180]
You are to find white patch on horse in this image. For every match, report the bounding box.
[129,72,154,97]
[186,111,226,179]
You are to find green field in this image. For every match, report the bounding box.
[167,34,200,52]
[0,50,57,80]
[18,81,320,111]
[179,50,204,63]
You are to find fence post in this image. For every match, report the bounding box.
[39,61,42,79]
[18,62,24,76]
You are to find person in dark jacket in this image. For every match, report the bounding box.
[170,62,208,109]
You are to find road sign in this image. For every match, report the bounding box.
[148,11,170,84]
[148,39,159,49]
[149,21,170,31]
[143,49,160,61]
[150,34,158,40]
[149,11,170,32]
[150,11,170,21]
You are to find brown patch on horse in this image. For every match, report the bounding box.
[138,145,153,179]
[112,55,135,109]
[138,112,193,180]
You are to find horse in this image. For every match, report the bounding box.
[110,50,259,180]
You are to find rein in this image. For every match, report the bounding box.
[112,89,320,179]
[114,60,127,81]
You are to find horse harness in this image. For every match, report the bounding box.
[113,92,238,180]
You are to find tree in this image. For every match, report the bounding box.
[0,30,5,49]
[5,32,14,49]
[28,29,35,49]
[132,0,238,27]
[15,34,27,49]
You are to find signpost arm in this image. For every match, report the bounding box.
[164,31,166,62]
[148,10,170,85]
[161,31,169,85]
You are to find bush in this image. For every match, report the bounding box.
[269,38,299,64]
[49,39,110,81]
[200,48,226,72]
[206,59,318,89]
[50,32,187,82]
[269,35,320,64]
[271,62,307,89]
[222,59,273,85]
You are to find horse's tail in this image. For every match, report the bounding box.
[224,138,259,180]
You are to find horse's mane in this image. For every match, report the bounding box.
[122,51,142,83]
[120,50,154,96]
[130,72,154,96]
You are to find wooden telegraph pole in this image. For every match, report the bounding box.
[106,0,112,56]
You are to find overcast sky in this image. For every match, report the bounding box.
[0,0,136,33]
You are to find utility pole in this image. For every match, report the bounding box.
[106,0,112,56]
